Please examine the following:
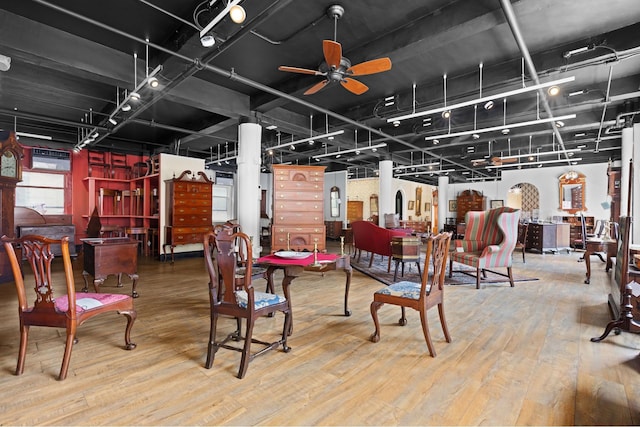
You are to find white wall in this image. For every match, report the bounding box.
[346,177,435,222]
[324,170,347,225]
[446,163,610,222]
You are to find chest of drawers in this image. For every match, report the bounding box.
[164,170,213,261]
[271,164,326,251]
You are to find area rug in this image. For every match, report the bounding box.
[350,253,539,287]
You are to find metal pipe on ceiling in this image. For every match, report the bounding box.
[499,0,571,165]
[32,0,489,178]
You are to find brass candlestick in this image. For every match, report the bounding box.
[312,243,321,266]
[340,236,345,256]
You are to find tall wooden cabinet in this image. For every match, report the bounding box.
[164,170,213,261]
[456,189,486,223]
[347,200,363,223]
[271,164,326,252]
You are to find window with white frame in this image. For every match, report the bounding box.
[16,171,66,214]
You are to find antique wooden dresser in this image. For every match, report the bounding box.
[164,170,213,262]
[271,164,326,252]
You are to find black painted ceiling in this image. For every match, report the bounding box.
[0,0,639,184]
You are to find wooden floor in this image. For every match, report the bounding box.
[0,243,639,425]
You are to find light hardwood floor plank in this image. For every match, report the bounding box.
[0,244,638,425]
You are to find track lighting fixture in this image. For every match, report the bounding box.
[121,103,131,112]
[200,34,216,47]
[547,85,560,96]
[199,1,246,40]
[229,4,246,23]
[484,100,494,110]
[130,92,141,101]
[441,110,451,119]
[148,76,159,88]
[108,118,117,125]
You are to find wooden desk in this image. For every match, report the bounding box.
[257,253,352,334]
[584,238,617,284]
[81,237,140,297]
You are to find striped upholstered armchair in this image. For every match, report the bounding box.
[448,207,521,289]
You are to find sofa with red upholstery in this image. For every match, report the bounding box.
[351,220,412,272]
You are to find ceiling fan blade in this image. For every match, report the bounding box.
[278,66,323,76]
[323,40,342,69]
[341,78,369,95]
[347,57,392,76]
[304,80,329,95]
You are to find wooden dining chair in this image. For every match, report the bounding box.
[370,231,452,357]
[515,223,528,263]
[203,227,291,379]
[1,234,137,380]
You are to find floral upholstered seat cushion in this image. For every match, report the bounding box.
[374,281,432,300]
[54,293,131,313]
[235,290,287,309]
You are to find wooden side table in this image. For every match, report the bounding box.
[391,236,422,281]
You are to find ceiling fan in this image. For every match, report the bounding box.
[278,5,392,95]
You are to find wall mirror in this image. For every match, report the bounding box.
[415,187,422,216]
[559,171,586,214]
[330,186,340,217]
[370,194,378,217]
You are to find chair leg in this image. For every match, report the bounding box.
[507,267,515,287]
[205,312,219,369]
[386,256,391,273]
[15,323,29,376]
[58,332,76,380]
[369,301,383,343]
[437,302,452,343]
[120,310,137,350]
[522,248,525,263]
[449,259,453,278]
[398,306,407,326]
[281,310,292,352]
[419,308,436,357]
[237,319,255,379]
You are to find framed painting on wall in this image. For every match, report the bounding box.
[449,200,457,212]
[490,200,504,208]
[408,200,415,210]
[425,202,431,212]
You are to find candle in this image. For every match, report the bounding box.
[340,236,344,255]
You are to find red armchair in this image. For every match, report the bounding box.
[448,207,521,289]
[352,220,412,272]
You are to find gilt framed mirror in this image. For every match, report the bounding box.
[415,187,422,216]
[370,194,379,217]
[559,171,586,214]
[330,186,340,217]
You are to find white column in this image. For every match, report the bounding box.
[237,120,262,257]
[379,159,393,227]
[438,175,449,232]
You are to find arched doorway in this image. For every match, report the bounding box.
[507,183,540,222]
[395,190,403,218]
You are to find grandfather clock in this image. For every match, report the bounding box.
[0,131,23,283]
